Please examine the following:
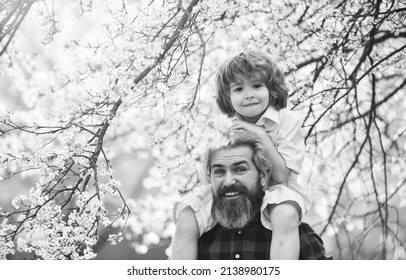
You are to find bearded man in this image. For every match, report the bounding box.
[197,132,329,260]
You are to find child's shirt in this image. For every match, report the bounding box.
[238,106,312,212]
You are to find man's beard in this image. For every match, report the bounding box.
[212,178,264,230]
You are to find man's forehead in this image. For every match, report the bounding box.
[211,146,254,167]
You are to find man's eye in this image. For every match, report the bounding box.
[235,167,247,174]
[213,169,225,175]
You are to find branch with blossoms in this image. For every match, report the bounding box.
[0,0,60,57]
[2,0,405,260]
[0,0,211,259]
[0,0,36,57]
[230,0,406,259]
[0,0,243,260]
[287,0,406,259]
[0,97,131,259]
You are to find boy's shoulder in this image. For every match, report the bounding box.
[278,108,303,124]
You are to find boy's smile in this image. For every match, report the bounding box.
[229,75,269,123]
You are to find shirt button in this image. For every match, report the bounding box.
[235,254,240,259]
[237,230,242,235]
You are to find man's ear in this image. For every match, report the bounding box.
[205,168,211,184]
[260,170,270,187]
[205,173,211,184]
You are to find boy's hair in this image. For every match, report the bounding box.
[215,50,289,117]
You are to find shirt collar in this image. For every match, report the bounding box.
[257,106,279,126]
[235,106,279,126]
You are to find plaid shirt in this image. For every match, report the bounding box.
[198,220,330,260]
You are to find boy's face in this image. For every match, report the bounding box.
[229,74,269,123]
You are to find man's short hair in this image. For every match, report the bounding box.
[203,131,272,187]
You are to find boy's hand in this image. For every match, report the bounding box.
[231,120,268,140]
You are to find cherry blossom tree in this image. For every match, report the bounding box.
[1,0,405,259]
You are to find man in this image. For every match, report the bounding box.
[197,132,329,260]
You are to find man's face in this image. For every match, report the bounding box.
[210,145,265,229]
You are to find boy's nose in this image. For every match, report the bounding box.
[245,90,254,99]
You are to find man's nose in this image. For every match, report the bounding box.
[223,172,236,187]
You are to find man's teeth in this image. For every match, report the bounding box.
[225,192,240,197]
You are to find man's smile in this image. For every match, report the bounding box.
[220,186,247,199]
[224,191,241,197]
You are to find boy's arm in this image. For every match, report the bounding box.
[171,206,199,259]
[231,120,290,184]
[258,133,291,183]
